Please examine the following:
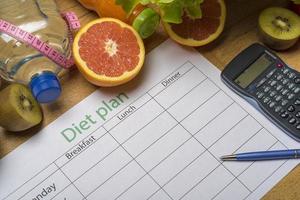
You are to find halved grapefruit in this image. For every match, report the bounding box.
[163,0,226,47]
[73,18,145,87]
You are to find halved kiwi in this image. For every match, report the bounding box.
[258,7,300,50]
[0,84,42,132]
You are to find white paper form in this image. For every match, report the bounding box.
[0,40,299,200]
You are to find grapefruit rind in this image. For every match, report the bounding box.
[162,0,226,47]
[73,18,145,87]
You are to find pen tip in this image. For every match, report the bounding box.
[220,155,237,161]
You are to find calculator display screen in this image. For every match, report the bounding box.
[235,54,273,88]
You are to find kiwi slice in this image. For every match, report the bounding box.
[258,7,300,50]
[0,84,42,132]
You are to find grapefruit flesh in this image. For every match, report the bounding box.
[163,0,226,46]
[73,18,145,87]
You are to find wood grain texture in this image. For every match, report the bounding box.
[0,0,299,199]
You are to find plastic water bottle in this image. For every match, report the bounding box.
[0,0,71,103]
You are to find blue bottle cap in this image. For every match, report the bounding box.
[29,72,61,103]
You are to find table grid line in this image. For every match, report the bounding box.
[69,145,121,184]
[113,173,149,200]
[149,89,248,199]
[3,60,293,200]
[103,127,175,200]
[146,61,195,93]
[58,129,109,168]
[192,63,292,196]
[16,164,60,200]
[50,182,73,200]
[148,68,286,198]
[2,60,193,200]
[150,64,196,98]
[209,135,280,198]
[179,163,223,200]
[81,77,231,200]
[242,159,289,200]
[231,127,265,155]
[53,162,87,200]
[236,140,280,179]
[85,158,134,198]
[192,63,290,149]
[198,112,249,150]
[213,127,268,193]
[12,64,206,199]
[110,75,209,151]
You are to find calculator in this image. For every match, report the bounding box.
[221,43,300,141]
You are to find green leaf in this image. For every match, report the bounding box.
[185,1,202,19]
[116,0,204,23]
[159,1,183,24]
[157,0,176,3]
[115,0,140,13]
[139,0,150,4]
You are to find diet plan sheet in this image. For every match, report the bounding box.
[0,40,299,200]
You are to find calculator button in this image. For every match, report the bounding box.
[288,94,295,100]
[281,111,289,118]
[276,75,283,80]
[269,102,276,108]
[296,124,300,130]
[288,73,296,79]
[270,80,277,86]
[266,69,276,78]
[282,79,289,85]
[263,97,270,104]
[288,83,295,89]
[294,87,300,94]
[295,77,300,84]
[287,105,295,112]
[281,89,288,95]
[264,87,271,92]
[289,117,296,124]
[256,78,267,88]
[257,93,264,99]
[296,112,300,118]
[275,106,282,113]
[281,100,289,106]
[275,95,282,101]
[276,85,283,91]
[294,99,300,106]
[283,68,289,74]
[269,91,277,97]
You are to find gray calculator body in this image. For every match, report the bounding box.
[221,43,300,141]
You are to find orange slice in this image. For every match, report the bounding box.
[73,18,145,87]
[163,0,226,47]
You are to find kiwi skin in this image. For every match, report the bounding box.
[258,26,299,50]
[258,7,300,50]
[0,84,43,132]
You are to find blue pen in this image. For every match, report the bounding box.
[220,149,300,161]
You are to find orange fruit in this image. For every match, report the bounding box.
[78,0,128,22]
[73,18,145,87]
[163,0,226,47]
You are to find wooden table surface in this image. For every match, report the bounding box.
[1,0,300,199]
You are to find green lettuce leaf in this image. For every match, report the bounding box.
[159,1,183,24]
[115,0,140,13]
[159,0,204,23]
[116,0,204,23]
[184,0,203,19]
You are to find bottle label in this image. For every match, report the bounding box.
[0,12,81,69]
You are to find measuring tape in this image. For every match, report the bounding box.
[0,12,80,69]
